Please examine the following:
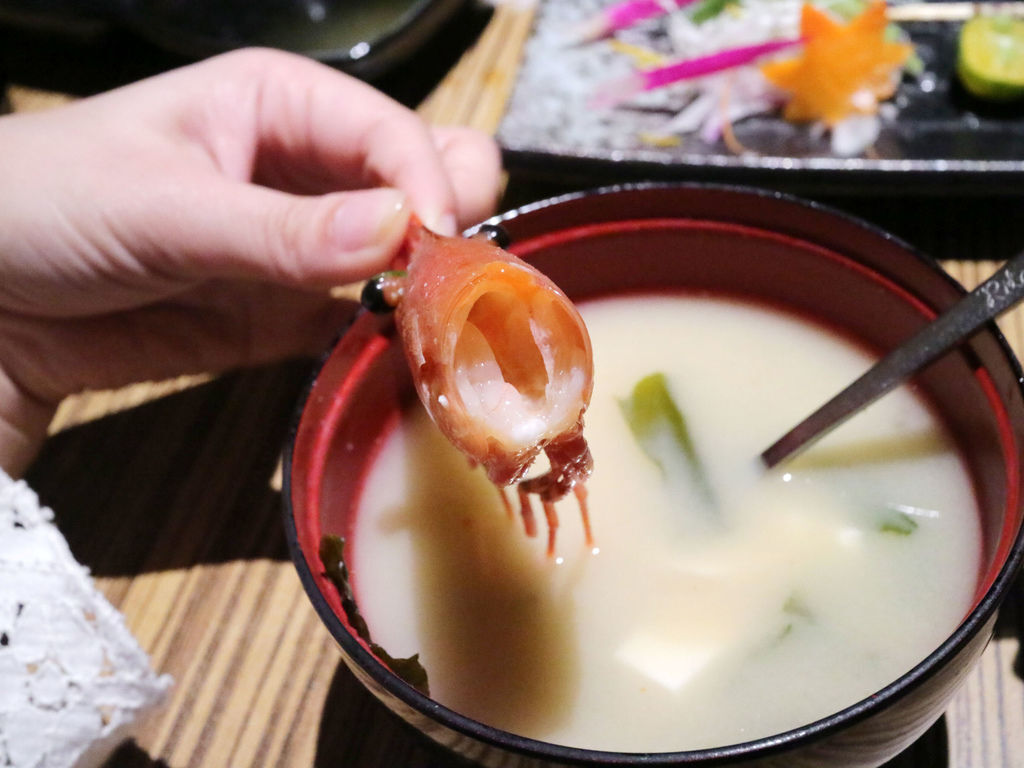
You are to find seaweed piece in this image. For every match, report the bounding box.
[783,593,814,621]
[319,534,430,695]
[878,510,919,536]
[770,593,815,646]
[618,372,716,507]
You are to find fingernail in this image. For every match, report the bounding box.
[330,189,409,254]
[436,213,458,237]
[419,208,458,237]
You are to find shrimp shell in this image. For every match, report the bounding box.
[391,221,595,552]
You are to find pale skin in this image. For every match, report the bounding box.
[0,48,503,477]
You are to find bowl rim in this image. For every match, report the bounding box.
[283,181,1024,764]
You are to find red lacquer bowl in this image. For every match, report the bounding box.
[284,184,1024,767]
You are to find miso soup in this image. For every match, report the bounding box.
[349,294,981,752]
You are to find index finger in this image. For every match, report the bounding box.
[214,49,460,233]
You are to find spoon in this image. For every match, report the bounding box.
[760,250,1024,469]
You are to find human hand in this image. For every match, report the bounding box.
[0,48,502,475]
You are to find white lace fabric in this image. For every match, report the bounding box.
[0,469,172,768]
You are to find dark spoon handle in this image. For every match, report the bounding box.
[761,250,1024,469]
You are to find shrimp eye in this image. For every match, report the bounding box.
[473,223,511,250]
[360,270,407,314]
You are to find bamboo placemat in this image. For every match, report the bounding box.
[7,2,1024,765]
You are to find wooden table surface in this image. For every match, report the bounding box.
[4,2,1024,766]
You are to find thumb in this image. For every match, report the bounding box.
[159,184,411,288]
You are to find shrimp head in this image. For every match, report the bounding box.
[381,220,595,551]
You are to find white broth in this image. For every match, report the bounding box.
[351,294,981,752]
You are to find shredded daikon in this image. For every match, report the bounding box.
[597,0,913,156]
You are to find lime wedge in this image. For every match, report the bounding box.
[957,16,1024,101]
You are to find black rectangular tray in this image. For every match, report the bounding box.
[497,0,1024,194]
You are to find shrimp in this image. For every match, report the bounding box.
[362,219,594,554]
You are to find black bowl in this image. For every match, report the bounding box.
[121,0,465,79]
[284,184,1024,767]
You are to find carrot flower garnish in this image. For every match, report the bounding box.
[760,1,912,126]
